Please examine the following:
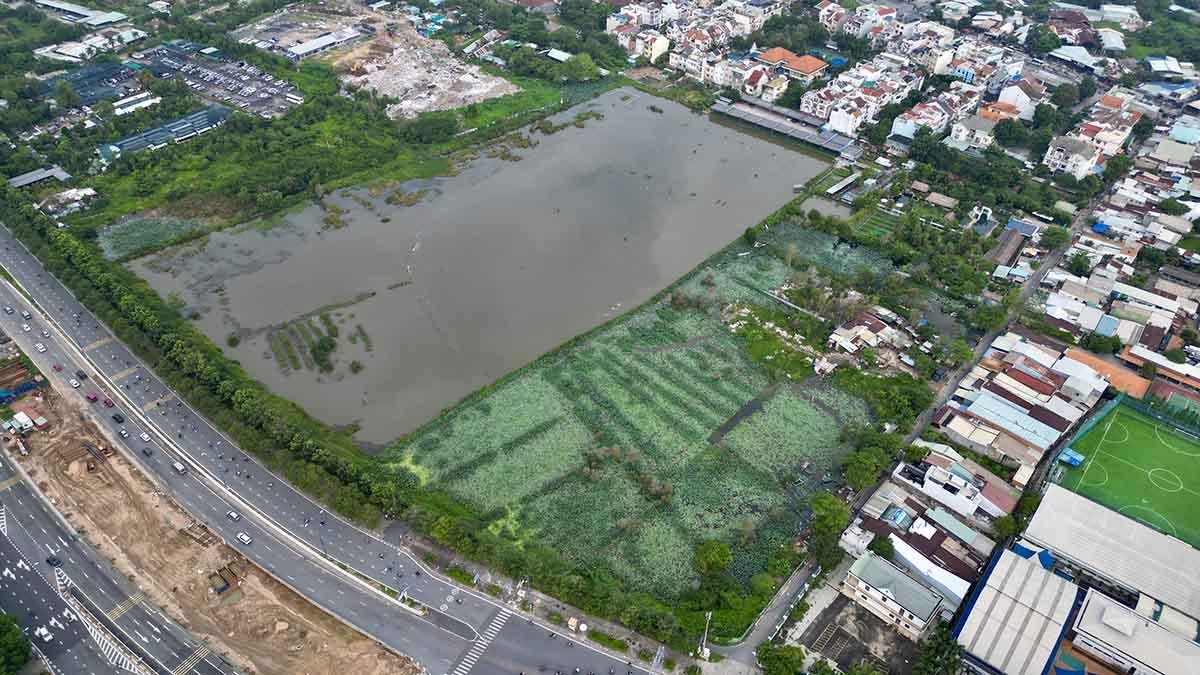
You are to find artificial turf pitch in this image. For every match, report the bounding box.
[1060,404,1200,549]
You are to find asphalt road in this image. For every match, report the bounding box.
[0,451,234,675]
[0,224,651,675]
[0,531,114,675]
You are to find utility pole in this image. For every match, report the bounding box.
[698,611,712,661]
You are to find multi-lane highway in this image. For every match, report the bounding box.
[0,451,236,675]
[0,223,650,675]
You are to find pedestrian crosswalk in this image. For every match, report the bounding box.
[449,609,511,675]
[106,592,145,621]
[171,645,211,675]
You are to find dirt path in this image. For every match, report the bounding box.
[16,392,418,675]
[708,383,780,445]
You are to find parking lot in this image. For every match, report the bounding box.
[135,44,304,118]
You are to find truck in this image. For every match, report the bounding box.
[172,461,187,475]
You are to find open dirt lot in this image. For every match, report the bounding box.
[331,20,518,119]
[15,392,419,675]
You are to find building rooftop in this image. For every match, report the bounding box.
[7,166,71,188]
[1075,588,1200,675]
[957,549,1078,675]
[849,552,945,622]
[1025,485,1200,621]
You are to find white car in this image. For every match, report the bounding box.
[68,378,80,388]
[139,432,150,443]
[20,323,30,332]
[40,330,49,338]
[118,428,129,438]
[34,343,45,353]
[236,532,252,545]
[227,510,241,522]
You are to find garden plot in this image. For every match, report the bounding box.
[393,270,869,597]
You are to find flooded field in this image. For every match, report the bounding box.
[130,87,831,445]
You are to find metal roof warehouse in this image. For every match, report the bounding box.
[97,105,232,163]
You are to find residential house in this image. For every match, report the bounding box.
[841,552,948,641]
[1043,135,1101,180]
[999,77,1050,121]
[754,47,828,84]
[891,81,982,140]
[816,0,848,33]
[948,114,998,150]
[840,3,898,39]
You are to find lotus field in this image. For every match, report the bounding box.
[388,224,874,598]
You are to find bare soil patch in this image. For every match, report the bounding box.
[15,391,419,675]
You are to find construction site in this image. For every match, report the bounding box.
[13,391,419,675]
[232,1,518,118]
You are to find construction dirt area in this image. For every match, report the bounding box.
[13,391,419,675]
[232,1,518,118]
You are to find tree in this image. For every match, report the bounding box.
[1081,333,1122,354]
[54,80,80,109]
[1158,198,1189,216]
[693,540,732,578]
[844,452,880,491]
[1027,128,1054,159]
[1104,153,1134,183]
[1039,225,1070,250]
[1140,361,1158,378]
[1067,252,1093,276]
[947,338,973,366]
[1133,114,1154,141]
[563,53,599,82]
[756,643,807,675]
[0,612,29,675]
[808,491,850,570]
[1032,103,1063,131]
[993,119,1028,147]
[846,664,881,675]
[867,535,894,560]
[1078,76,1098,100]
[1027,25,1062,53]
[1166,348,1188,363]
[914,623,961,675]
[1051,83,1079,107]
[992,514,1019,539]
[968,303,1007,332]
[808,659,837,675]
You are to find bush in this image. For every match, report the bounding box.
[589,630,628,652]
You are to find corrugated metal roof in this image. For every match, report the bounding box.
[966,390,1059,450]
[957,549,1078,675]
[1025,485,1200,620]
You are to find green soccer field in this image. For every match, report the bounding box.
[1059,405,1200,549]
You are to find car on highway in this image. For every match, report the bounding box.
[68,378,79,388]
[118,428,129,438]
[111,413,125,424]
[139,432,150,442]
[75,370,87,380]
[34,342,45,353]
[45,556,62,567]
[2,306,11,315]
[51,363,62,372]
[103,398,114,408]
[141,447,153,457]
[40,330,49,338]
[227,510,241,522]
[236,532,252,545]
[20,310,30,320]
[20,323,30,332]
[85,392,97,402]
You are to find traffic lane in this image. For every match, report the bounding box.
[0,263,500,631]
[475,619,654,675]
[0,321,477,672]
[0,477,234,675]
[0,239,489,618]
[0,534,112,674]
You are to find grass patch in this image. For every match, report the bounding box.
[589,630,628,652]
[1057,404,1200,548]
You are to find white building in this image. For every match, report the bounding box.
[842,552,947,641]
[1043,135,1101,180]
[999,78,1050,121]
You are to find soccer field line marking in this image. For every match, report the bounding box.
[1148,467,1184,493]
[1093,448,1200,500]
[1076,461,1109,490]
[1153,423,1200,457]
[1078,411,1117,491]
